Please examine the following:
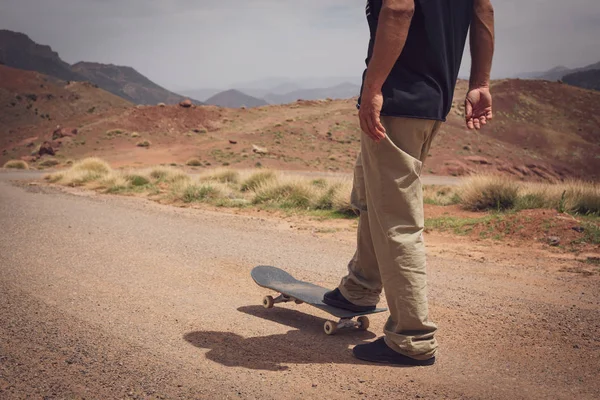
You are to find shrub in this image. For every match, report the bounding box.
[240,171,276,191]
[460,176,519,211]
[126,174,151,187]
[199,169,240,184]
[181,183,222,203]
[253,180,316,208]
[149,166,189,183]
[71,158,111,175]
[3,160,28,169]
[186,158,203,166]
[137,140,151,148]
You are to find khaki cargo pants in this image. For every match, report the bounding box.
[339,116,441,360]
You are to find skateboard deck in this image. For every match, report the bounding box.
[251,265,387,334]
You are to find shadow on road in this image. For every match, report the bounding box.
[183,305,377,371]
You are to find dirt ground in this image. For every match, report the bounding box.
[0,171,599,399]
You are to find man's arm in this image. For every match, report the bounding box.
[466,0,495,130]
[360,0,415,141]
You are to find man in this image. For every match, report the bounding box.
[323,0,495,365]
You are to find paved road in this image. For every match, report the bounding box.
[0,171,598,399]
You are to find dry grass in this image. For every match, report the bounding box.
[460,176,520,211]
[423,185,461,206]
[252,178,317,208]
[44,158,598,218]
[148,166,190,183]
[199,169,240,184]
[3,160,29,169]
[38,158,60,168]
[71,157,111,174]
[455,176,600,215]
[240,170,277,192]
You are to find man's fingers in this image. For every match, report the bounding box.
[364,112,380,142]
[486,110,493,120]
[359,111,377,141]
[466,118,475,130]
[473,118,481,130]
[465,99,473,120]
[480,116,487,125]
[372,113,386,140]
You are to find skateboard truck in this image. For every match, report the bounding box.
[262,294,370,335]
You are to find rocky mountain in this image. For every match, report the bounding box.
[71,62,200,105]
[562,69,600,91]
[0,30,198,106]
[204,89,268,108]
[0,30,85,82]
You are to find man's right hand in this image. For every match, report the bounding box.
[465,87,493,130]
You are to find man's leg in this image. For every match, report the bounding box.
[337,152,382,307]
[357,116,441,361]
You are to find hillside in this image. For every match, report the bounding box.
[0,64,132,161]
[0,30,197,106]
[1,67,599,182]
[71,62,200,106]
[563,69,600,91]
[205,89,268,108]
[0,30,85,82]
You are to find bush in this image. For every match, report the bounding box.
[240,171,276,191]
[137,140,151,148]
[181,183,222,203]
[3,160,28,169]
[126,174,151,187]
[460,176,519,211]
[199,169,240,184]
[71,158,111,175]
[149,166,189,183]
[186,158,203,166]
[253,180,316,208]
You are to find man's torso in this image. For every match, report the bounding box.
[361,0,473,121]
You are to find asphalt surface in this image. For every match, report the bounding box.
[0,170,598,399]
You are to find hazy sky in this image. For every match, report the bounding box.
[1,0,598,91]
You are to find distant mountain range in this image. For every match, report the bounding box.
[0,29,199,105]
[184,80,361,108]
[516,61,600,82]
[205,89,268,108]
[263,82,360,105]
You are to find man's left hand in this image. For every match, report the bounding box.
[359,89,386,142]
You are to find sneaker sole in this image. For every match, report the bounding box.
[322,297,376,313]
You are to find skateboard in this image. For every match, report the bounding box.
[251,265,387,335]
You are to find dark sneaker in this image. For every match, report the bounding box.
[322,288,376,313]
[353,338,436,366]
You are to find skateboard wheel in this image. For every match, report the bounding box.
[294,299,304,305]
[324,320,338,335]
[263,295,274,309]
[357,316,370,330]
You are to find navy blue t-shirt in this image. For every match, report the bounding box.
[359,0,473,121]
